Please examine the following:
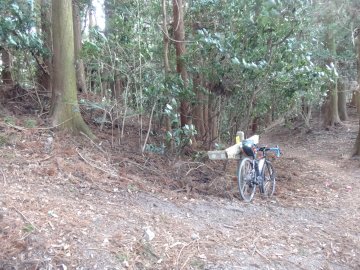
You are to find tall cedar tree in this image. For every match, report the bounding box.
[173,0,191,127]
[51,0,94,138]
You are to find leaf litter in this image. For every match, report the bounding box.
[0,111,359,269]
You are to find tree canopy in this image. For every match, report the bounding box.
[1,0,360,154]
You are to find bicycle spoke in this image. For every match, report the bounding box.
[262,161,276,198]
[237,158,256,202]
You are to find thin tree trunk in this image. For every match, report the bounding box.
[173,0,190,127]
[1,48,14,86]
[207,93,219,147]
[113,74,123,100]
[73,0,87,93]
[163,0,170,74]
[323,28,340,126]
[338,80,348,121]
[203,88,209,145]
[353,28,360,156]
[357,31,360,113]
[353,118,360,156]
[51,0,94,138]
[38,0,52,93]
[193,73,206,139]
[162,0,172,151]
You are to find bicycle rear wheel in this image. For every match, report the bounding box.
[237,157,256,202]
[261,161,276,198]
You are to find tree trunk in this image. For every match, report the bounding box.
[113,74,123,100]
[203,88,209,145]
[353,118,360,156]
[38,0,52,93]
[162,0,170,74]
[1,48,14,86]
[173,0,190,127]
[356,31,360,113]
[162,0,173,151]
[73,0,87,93]
[338,80,348,121]
[51,0,94,138]
[323,28,340,126]
[207,93,219,146]
[88,4,94,29]
[193,73,206,139]
[353,28,360,156]
[88,2,95,93]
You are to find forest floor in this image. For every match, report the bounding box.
[0,105,359,270]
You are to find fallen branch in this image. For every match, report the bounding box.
[76,148,117,177]
[1,168,6,185]
[80,131,107,155]
[175,241,196,268]
[6,117,74,131]
[12,206,39,231]
[142,103,156,153]
[123,159,167,179]
[254,246,270,263]
[185,164,206,176]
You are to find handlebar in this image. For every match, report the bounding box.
[258,145,282,158]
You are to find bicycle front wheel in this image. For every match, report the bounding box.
[237,157,256,202]
[261,160,276,198]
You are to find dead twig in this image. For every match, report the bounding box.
[254,246,270,263]
[124,159,167,179]
[223,224,238,230]
[76,148,117,177]
[12,206,39,231]
[80,131,107,155]
[5,117,74,131]
[142,103,156,153]
[175,241,196,268]
[1,168,6,185]
[180,255,192,270]
[185,164,206,176]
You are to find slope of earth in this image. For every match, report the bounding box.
[0,112,359,270]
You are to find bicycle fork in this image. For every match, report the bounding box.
[254,159,265,185]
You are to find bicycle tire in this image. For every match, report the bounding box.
[260,160,276,198]
[237,157,256,202]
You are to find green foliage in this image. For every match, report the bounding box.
[4,116,15,125]
[2,0,359,150]
[0,135,9,147]
[185,0,337,137]
[144,143,165,154]
[24,119,37,128]
[0,1,45,54]
[22,223,34,233]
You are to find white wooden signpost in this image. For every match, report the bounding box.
[207,131,259,160]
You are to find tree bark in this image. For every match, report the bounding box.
[323,28,340,126]
[162,0,173,151]
[193,73,206,139]
[353,28,360,156]
[356,31,360,113]
[162,0,170,74]
[338,80,348,121]
[51,0,94,138]
[1,48,14,86]
[38,0,52,93]
[208,93,219,145]
[73,0,87,93]
[353,118,360,156]
[173,0,191,127]
[203,88,209,144]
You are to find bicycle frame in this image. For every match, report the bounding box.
[237,144,281,202]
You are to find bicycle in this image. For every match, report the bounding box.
[237,139,281,202]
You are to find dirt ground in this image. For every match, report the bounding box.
[0,109,359,270]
